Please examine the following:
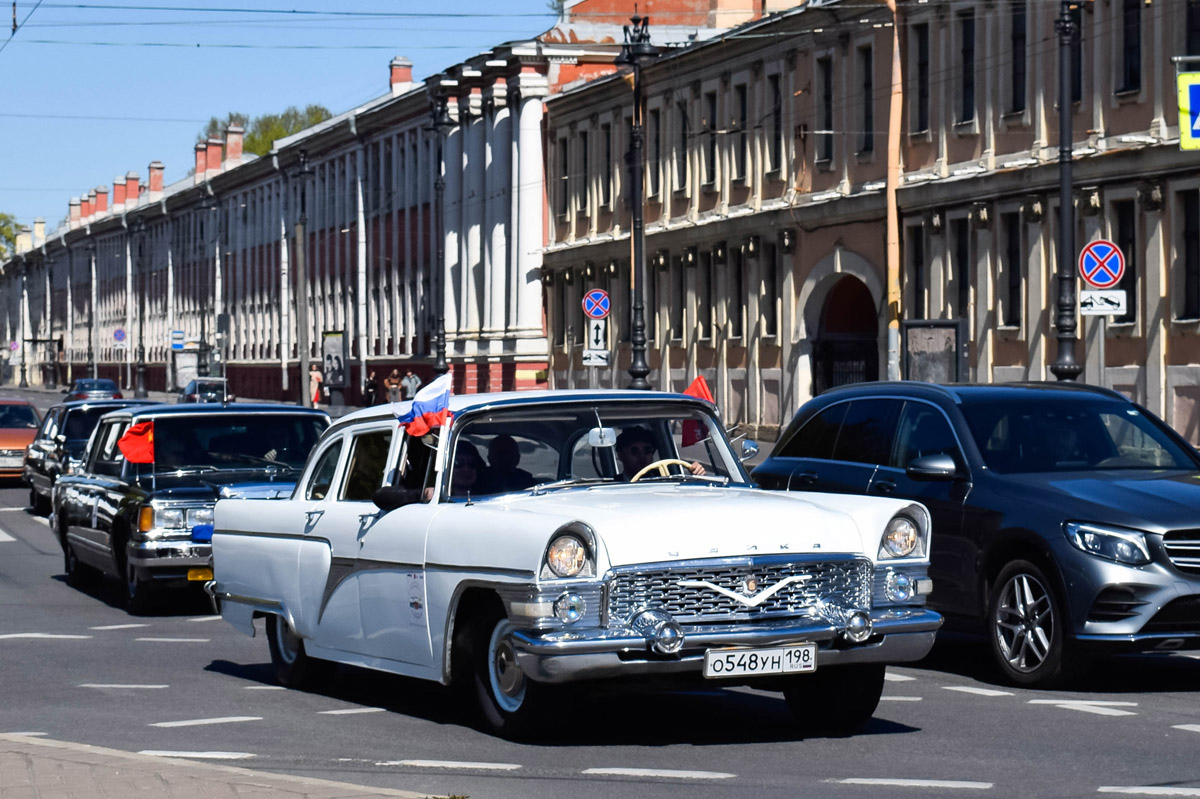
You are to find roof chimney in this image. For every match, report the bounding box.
[224,125,244,167]
[16,226,32,255]
[148,161,164,196]
[125,171,139,207]
[69,197,81,229]
[194,142,207,184]
[206,137,223,177]
[82,191,94,221]
[94,185,108,215]
[113,176,127,210]
[390,56,413,96]
[33,218,45,247]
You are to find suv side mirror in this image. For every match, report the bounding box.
[907,453,958,480]
[373,486,423,512]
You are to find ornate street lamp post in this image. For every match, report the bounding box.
[134,217,148,397]
[292,151,314,406]
[617,15,658,390]
[18,260,28,388]
[86,240,97,379]
[1049,1,1082,382]
[430,93,455,377]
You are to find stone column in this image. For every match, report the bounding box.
[514,69,549,347]
[484,76,510,340]
[443,100,463,339]
[463,87,485,342]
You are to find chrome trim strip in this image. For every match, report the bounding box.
[207,588,282,611]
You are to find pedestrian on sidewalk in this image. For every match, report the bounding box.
[401,369,423,401]
[363,371,378,406]
[384,369,402,403]
[309,363,323,409]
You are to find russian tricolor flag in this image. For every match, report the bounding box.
[392,373,452,437]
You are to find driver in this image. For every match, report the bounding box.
[616,426,705,481]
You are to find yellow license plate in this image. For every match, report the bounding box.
[187,568,214,581]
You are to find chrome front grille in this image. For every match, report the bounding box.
[1164,529,1200,575]
[605,555,872,626]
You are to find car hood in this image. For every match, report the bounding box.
[0,429,37,449]
[490,485,868,567]
[995,470,1200,532]
[141,469,299,502]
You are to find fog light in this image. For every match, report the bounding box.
[553,592,586,623]
[885,571,914,603]
[843,610,872,643]
[631,609,685,655]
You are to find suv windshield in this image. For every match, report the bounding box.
[152,414,326,472]
[961,398,1198,474]
[445,400,745,500]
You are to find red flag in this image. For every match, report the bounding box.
[682,376,714,447]
[118,421,155,464]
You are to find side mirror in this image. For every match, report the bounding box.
[55,434,66,444]
[907,453,958,480]
[587,427,617,448]
[739,439,759,463]
[372,486,423,512]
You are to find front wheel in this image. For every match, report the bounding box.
[63,540,98,588]
[782,664,886,736]
[471,615,546,738]
[265,614,333,689]
[125,561,152,615]
[988,559,1072,687]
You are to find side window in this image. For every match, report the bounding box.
[90,421,129,476]
[892,403,960,469]
[395,433,436,494]
[38,410,59,441]
[85,422,113,472]
[340,429,394,501]
[306,439,344,500]
[776,403,848,459]
[833,399,901,466]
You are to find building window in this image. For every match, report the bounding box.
[768,74,782,172]
[912,23,930,133]
[1010,2,1027,114]
[1184,190,1200,320]
[859,45,874,153]
[1002,212,1023,328]
[959,10,976,124]
[763,242,778,337]
[1113,200,1137,324]
[817,56,833,162]
[675,100,688,191]
[1189,1,1200,55]
[704,91,718,186]
[698,250,713,339]
[953,218,971,319]
[670,255,684,340]
[578,131,589,212]
[601,124,612,207]
[730,245,745,338]
[1119,0,1142,94]
[648,109,661,197]
[908,227,926,319]
[734,84,748,181]
[558,140,569,217]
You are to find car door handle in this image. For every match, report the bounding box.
[793,471,817,486]
[305,509,324,523]
[873,480,896,494]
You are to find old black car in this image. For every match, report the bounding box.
[753,382,1200,686]
[52,403,328,612]
[24,399,158,515]
[178,378,233,404]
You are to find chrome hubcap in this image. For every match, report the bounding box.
[995,572,1054,673]
[488,621,526,712]
[276,617,301,664]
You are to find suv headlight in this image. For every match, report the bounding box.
[1065,522,1150,566]
[879,515,923,559]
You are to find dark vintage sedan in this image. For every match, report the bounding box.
[52,403,329,612]
[24,399,158,515]
[64,378,123,401]
[178,378,233,404]
[753,381,1200,686]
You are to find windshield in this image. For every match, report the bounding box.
[961,398,1198,474]
[0,405,38,428]
[444,400,746,500]
[151,414,326,472]
[64,407,113,440]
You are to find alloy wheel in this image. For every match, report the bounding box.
[993,570,1055,674]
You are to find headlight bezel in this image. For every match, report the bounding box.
[878,514,925,560]
[540,522,598,579]
[1064,521,1151,566]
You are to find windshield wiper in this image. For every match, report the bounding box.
[155,465,219,474]
[634,473,731,486]
[207,453,298,472]
[530,476,615,495]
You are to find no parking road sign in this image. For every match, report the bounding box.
[582,288,610,320]
[1078,240,1125,290]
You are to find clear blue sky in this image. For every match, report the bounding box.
[0,0,559,231]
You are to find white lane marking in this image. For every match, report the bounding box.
[884,673,916,682]
[836,778,993,789]
[582,767,735,780]
[0,530,14,542]
[380,760,522,771]
[318,708,386,715]
[244,685,285,690]
[149,716,262,728]
[186,616,221,623]
[5,732,48,737]
[135,638,210,643]
[1028,700,1138,717]
[880,696,923,702]
[139,751,256,760]
[1173,725,1200,734]
[0,633,91,640]
[79,684,168,689]
[27,516,47,527]
[944,686,1015,697]
[91,623,148,630]
[1098,788,1200,796]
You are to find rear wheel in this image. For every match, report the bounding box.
[782,664,886,735]
[266,614,333,689]
[470,614,547,738]
[29,487,49,516]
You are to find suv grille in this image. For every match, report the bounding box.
[605,555,871,626]
[1163,529,1200,575]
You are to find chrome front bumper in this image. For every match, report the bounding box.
[128,539,212,574]
[511,607,942,683]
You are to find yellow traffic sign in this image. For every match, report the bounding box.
[1179,72,1200,150]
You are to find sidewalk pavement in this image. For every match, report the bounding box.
[13,383,361,419]
[0,734,435,799]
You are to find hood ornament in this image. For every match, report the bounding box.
[677,575,812,608]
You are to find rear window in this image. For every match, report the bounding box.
[152,414,326,471]
[76,379,117,391]
[63,407,112,440]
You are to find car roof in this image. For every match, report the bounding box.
[0,398,35,406]
[98,403,330,421]
[53,399,159,412]
[817,380,1131,405]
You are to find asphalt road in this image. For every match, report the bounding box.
[2,387,1200,798]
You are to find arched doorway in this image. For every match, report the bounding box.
[813,275,878,395]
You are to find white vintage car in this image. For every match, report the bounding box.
[209,390,941,737]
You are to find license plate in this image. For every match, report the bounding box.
[703,644,817,678]
[0,457,21,468]
[187,568,213,581]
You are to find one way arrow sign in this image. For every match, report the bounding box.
[583,318,609,366]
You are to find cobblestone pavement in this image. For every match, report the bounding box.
[0,735,434,799]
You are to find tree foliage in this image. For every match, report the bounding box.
[197,105,333,158]
[0,213,21,261]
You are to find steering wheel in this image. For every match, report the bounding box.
[630,458,694,482]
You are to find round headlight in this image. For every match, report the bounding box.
[882,516,919,558]
[546,535,588,577]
